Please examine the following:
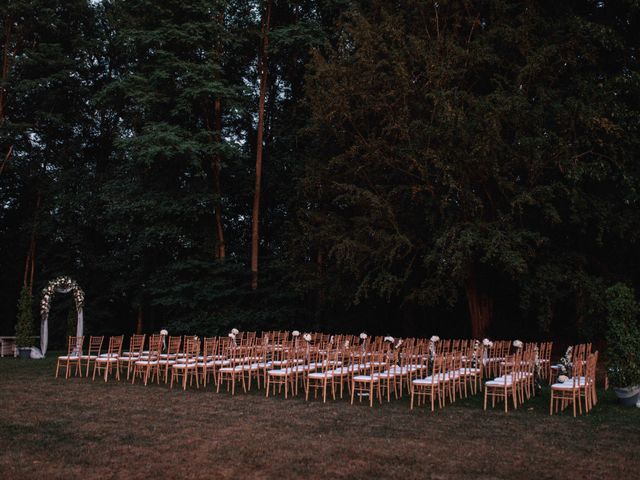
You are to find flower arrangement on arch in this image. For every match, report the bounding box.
[40,276,85,319]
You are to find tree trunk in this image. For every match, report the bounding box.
[211,98,226,260]
[250,0,272,290]
[465,271,493,339]
[136,305,143,334]
[23,193,41,294]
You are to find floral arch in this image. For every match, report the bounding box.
[34,276,85,358]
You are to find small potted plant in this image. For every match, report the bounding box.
[15,286,35,359]
[605,284,640,406]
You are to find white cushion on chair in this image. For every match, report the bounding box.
[413,377,439,385]
[308,372,332,379]
[80,355,97,360]
[486,378,513,386]
[135,360,159,365]
[95,357,118,363]
[57,355,80,360]
[268,368,293,376]
[353,375,378,382]
[551,381,581,389]
[172,362,196,369]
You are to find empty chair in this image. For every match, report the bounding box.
[92,335,124,382]
[80,336,104,377]
[56,336,84,379]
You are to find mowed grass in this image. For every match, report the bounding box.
[1,356,639,480]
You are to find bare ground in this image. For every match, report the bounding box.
[1,355,639,479]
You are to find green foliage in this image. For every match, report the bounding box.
[605,283,640,388]
[1,0,639,340]
[299,0,640,335]
[15,287,34,347]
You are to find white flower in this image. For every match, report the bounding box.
[384,336,394,343]
[344,340,350,348]
[329,335,334,344]
[482,338,491,346]
[303,333,312,342]
[558,375,569,383]
[395,339,403,349]
[430,335,440,343]
[160,329,168,336]
[359,332,367,340]
[292,330,300,337]
[231,328,239,335]
[513,340,523,349]
[228,332,236,339]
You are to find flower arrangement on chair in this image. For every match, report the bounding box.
[558,346,573,382]
[428,335,439,362]
[513,339,523,350]
[359,332,367,352]
[472,339,480,367]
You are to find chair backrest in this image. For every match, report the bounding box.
[129,334,145,354]
[430,356,444,383]
[106,335,124,357]
[167,336,182,355]
[148,335,163,358]
[203,337,217,359]
[88,336,104,356]
[67,336,84,356]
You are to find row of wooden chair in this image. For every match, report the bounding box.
[57,333,592,415]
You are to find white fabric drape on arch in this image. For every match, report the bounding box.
[31,286,83,359]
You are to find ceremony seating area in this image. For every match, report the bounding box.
[54,331,598,416]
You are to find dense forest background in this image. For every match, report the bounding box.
[1,0,639,348]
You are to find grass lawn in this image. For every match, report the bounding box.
[1,355,639,479]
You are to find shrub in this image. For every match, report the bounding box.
[605,283,640,388]
[15,286,35,348]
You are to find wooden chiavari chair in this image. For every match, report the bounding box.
[170,337,199,390]
[81,335,103,377]
[411,355,444,411]
[132,334,162,385]
[484,353,519,412]
[460,342,483,394]
[92,335,123,382]
[158,336,182,383]
[266,343,297,399]
[305,347,335,402]
[550,355,584,417]
[217,342,248,395]
[196,337,218,387]
[56,336,84,379]
[119,334,145,380]
[351,351,386,407]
